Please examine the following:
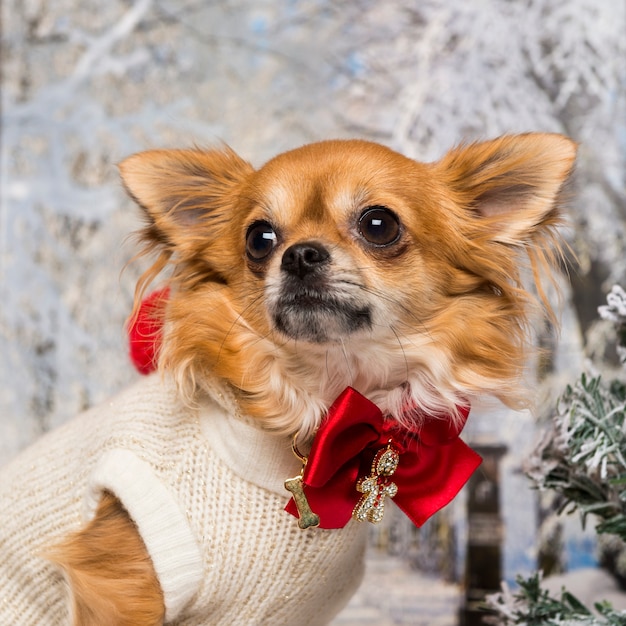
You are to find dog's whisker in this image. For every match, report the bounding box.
[339,337,354,387]
[389,324,410,382]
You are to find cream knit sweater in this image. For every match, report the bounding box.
[0,374,367,625]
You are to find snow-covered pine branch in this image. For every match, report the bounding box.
[487,287,626,624]
[526,373,626,536]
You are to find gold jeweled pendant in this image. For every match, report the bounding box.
[352,443,400,524]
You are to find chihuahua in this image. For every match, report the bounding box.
[0,134,575,625]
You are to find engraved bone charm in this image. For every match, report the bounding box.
[285,474,320,529]
[353,444,400,524]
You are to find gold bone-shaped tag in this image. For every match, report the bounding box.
[285,472,320,529]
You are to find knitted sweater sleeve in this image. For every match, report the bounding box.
[85,449,204,621]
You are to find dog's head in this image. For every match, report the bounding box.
[120,135,575,435]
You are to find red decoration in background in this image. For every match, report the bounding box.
[127,287,169,375]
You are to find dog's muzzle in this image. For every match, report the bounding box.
[270,241,372,343]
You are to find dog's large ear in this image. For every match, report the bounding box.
[119,147,254,253]
[435,133,576,244]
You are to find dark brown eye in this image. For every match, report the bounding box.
[246,221,278,261]
[358,206,400,246]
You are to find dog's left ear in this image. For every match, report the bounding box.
[435,133,576,244]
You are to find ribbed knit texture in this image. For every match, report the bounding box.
[0,374,367,625]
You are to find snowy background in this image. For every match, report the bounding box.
[1,0,625,616]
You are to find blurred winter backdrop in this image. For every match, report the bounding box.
[1,0,625,621]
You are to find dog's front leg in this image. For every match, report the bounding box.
[48,491,165,626]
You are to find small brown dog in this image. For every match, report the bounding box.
[0,134,575,625]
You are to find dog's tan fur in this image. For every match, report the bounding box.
[53,134,575,624]
[48,492,164,625]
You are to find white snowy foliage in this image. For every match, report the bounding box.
[500,288,626,624]
[526,373,626,501]
[598,285,626,365]
[487,577,601,626]
[487,571,626,626]
[599,286,626,326]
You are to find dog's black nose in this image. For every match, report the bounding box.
[281,242,330,279]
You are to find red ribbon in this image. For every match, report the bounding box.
[285,387,481,529]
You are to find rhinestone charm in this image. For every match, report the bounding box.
[353,443,400,524]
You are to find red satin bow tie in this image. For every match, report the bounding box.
[285,387,481,529]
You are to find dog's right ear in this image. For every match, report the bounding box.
[119,147,254,253]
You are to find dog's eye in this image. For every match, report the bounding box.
[358,206,400,246]
[246,221,278,261]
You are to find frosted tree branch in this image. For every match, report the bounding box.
[71,0,153,83]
